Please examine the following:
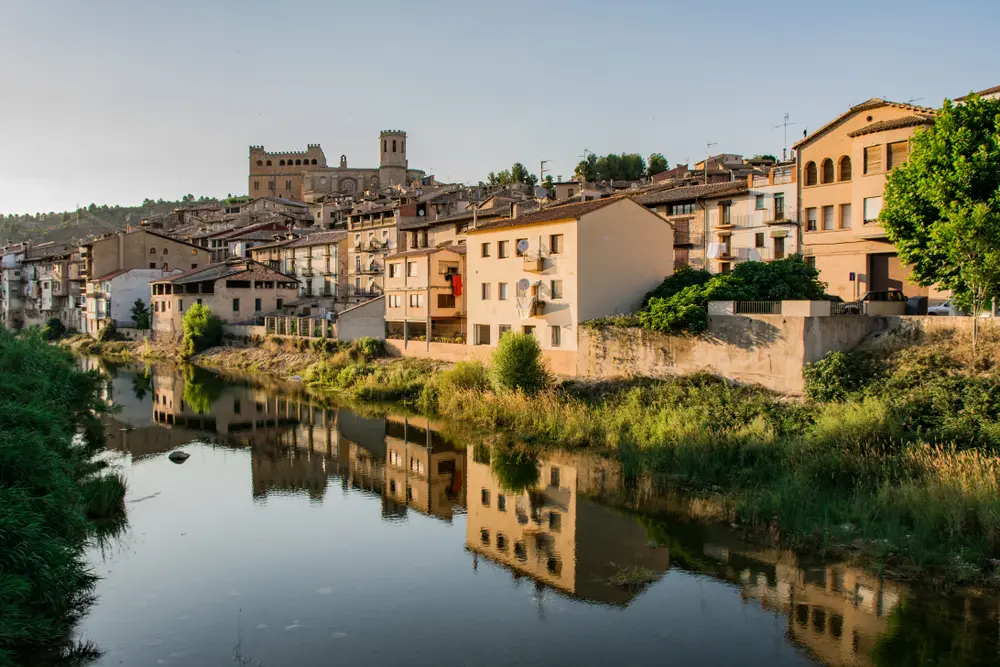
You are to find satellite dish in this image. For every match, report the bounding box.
[516,239,530,254]
[517,278,530,291]
[533,186,549,199]
[418,210,425,216]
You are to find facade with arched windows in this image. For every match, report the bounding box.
[248,131,426,203]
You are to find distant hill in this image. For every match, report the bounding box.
[0,196,222,246]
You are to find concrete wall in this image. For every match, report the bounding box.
[337,296,386,341]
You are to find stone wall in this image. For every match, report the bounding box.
[337,296,386,341]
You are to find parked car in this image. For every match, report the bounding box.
[927,299,954,316]
[841,289,905,314]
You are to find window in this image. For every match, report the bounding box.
[774,236,785,260]
[407,261,417,277]
[178,300,183,312]
[232,298,240,312]
[863,196,883,223]
[670,202,696,215]
[498,282,508,300]
[755,194,765,210]
[475,324,491,345]
[804,161,818,186]
[720,202,732,225]
[389,263,399,278]
[191,263,197,269]
[499,324,512,337]
[515,239,527,257]
[254,298,261,312]
[839,156,852,181]
[285,180,292,191]
[805,256,816,268]
[550,325,561,347]
[721,262,731,274]
[550,234,563,253]
[150,248,156,255]
[822,205,835,231]
[254,181,260,191]
[522,325,535,337]
[437,293,455,308]
[549,511,561,532]
[550,467,560,487]
[481,488,491,506]
[887,141,908,170]
[821,158,835,183]
[162,248,168,255]
[806,207,818,232]
[481,283,491,300]
[481,242,491,258]
[550,280,563,299]
[149,263,156,269]
[755,232,765,248]
[497,494,507,512]
[498,240,509,258]
[496,534,507,551]
[840,203,852,229]
[773,193,785,220]
[864,146,882,174]
[389,294,401,308]
[514,542,527,562]
[392,139,397,152]
[275,298,282,309]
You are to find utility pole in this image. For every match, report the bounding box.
[772,113,796,161]
[539,160,550,193]
[704,141,717,184]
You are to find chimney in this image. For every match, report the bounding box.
[747,174,755,189]
[510,202,517,218]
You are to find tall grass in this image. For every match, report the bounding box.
[0,329,127,662]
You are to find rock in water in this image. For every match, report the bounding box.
[168,451,190,464]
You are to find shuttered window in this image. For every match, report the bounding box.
[864,196,883,223]
[864,146,882,174]
[823,206,835,230]
[887,141,908,170]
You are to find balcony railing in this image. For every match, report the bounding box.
[522,256,544,272]
[733,300,782,315]
[674,231,705,246]
[359,264,383,275]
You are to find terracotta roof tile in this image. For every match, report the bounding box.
[955,84,1000,101]
[794,98,937,149]
[285,230,347,248]
[632,181,748,206]
[466,197,622,233]
[847,115,935,137]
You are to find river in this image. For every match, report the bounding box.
[53,358,1000,666]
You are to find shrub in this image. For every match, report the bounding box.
[490,333,550,394]
[179,304,223,358]
[310,338,338,355]
[439,360,489,394]
[97,320,119,342]
[42,317,66,341]
[351,337,383,362]
[490,445,541,493]
[803,350,875,402]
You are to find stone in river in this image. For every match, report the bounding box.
[168,451,190,464]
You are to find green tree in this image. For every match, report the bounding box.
[180,303,223,358]
[490,332,550,394]
[490,445,540,493]
[647,153,668,177]
[881,94,1000,351]
[541,175,555,195]
[129,299,150,330]
[574,152,647,181]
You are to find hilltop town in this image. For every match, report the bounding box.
[2,85,998,350]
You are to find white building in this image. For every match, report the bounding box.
[85,268,177,335]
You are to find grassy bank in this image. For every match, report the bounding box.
[0,330,127,665]
[291,330,1000,585]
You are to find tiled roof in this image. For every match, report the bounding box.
[285,230,347,248]
[955,84,1000,101]
[250,238,299,252]
[429,207,511,225]
[94,268,131,282]
[847,115,935,137]
[794,98,937,149]
[387,242,466,259]
[150,260,297,285]
[632,181,748,206]
[466,197,622,233]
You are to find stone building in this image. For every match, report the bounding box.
[248,131,426,202]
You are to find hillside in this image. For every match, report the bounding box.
[0,196,221,246]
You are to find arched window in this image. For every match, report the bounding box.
[384,140,387,152]
[311,159,317,165]
[266,160,272,166]
[821,159,834,183]
[805,162,818,186]
[149,248,156,255]
[295,159,301,165]
[839,156,852,181]
[279,160,285,166]
[401,140,405,153]
[390,140,396,152]
[256,160,263,167]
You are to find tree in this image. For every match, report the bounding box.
[180,303,223,358]
[130,299,150,330]
[573,152,647,182]
[751,154,777,162]
[881,94,1000,351]
[647,153,668,177]
[541,175,555,195]
[490,332,550,393]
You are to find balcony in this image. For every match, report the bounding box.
[359,264,383,275]
[522,256,544,272]
[530,298,545,316]
[301,268,314,277]
[674,231,705,246]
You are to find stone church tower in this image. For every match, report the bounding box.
[378,130,408,187]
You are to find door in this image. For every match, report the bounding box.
[773,236,785,260]
[868,253,890,292]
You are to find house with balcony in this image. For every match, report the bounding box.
[346,204,397,301]
[384,415,465,522]
[385,243,466,343]
[795,98,944,301]
[149,260,299,341]
[282,231,349,304]
[85,268,176,336]
[0,244,27,329]
[20,243,77,328]
[464,198,672,362]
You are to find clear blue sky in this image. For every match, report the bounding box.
[1,0,996,215]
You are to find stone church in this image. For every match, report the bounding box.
[248,130,426,202]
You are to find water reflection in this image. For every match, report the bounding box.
[72,358,1000,667]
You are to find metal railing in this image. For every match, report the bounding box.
[674,231,705,246]
[733,301,783,315]
[831,301,863,315]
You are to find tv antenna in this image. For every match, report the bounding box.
[773,112,796,161]
[704,141,717,184]
[906,97,924,106]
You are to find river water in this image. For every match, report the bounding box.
[57,358,1000,667]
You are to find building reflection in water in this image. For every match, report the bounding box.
[93,360,1000,667]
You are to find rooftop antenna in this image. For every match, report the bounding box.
[704,141,717,184]
[906,97,924,106]
[772,112,796,161]
[539,159,551,191]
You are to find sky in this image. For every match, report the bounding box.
[0,0,997,215]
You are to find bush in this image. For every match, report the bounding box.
[803,350,875,402]
[42,317,66,341]
[179,304,223,358]
[351,337,383,362]
[490,333,550,394]
[97,320,118,342]
[439,360,489,393]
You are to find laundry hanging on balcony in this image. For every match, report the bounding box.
[707,242,724,259]
[450,273,462,297]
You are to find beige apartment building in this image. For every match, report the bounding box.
[346,204,397,301]
[78,229,211,283]
[795,98,942,300]
[384,415,465,521]
[280,231,349,302]
[464,198,673,360]
[385,244,466,341]
[149,260,298,340]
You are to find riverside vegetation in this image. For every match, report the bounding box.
[0,330,127,666]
